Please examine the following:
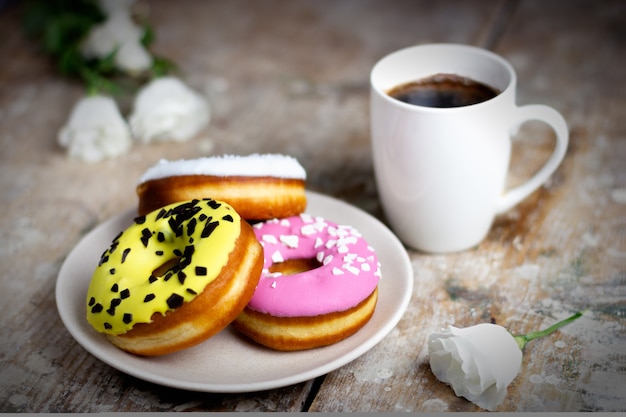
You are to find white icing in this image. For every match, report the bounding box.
[139,153,306,183]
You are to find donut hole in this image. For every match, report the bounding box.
[152,257,180,278]
[269,257,322,276]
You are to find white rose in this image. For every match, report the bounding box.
[129,77,210,143]
[58,95,132,162]
[80,11,152,74]
[428,323,522,411]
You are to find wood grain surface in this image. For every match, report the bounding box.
[0,0,624,412]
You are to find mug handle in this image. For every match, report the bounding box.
[495,104,569,214]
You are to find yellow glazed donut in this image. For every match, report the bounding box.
[86,198,263,356]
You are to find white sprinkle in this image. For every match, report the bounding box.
[314,237,324,248]
[338,236,357,246]
[323,255,334,265]
[280,234,299,248]
[326,240,337,249]
[361,263,371,272]
[332,267,344,275]
[300,213,313,223]
[280,219,291,226]
[270,281,277,288]
[262,234,278,244]
[344,264,360,275]
[338,245,349,254]
[343,254,357,263]
[271,250,284,263]
[316,252,325,262]
[314,221,326,232]
[301,224,317,235]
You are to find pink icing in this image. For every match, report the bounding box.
[249,214,381,317]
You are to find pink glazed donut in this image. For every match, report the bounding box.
[232,214,381,350]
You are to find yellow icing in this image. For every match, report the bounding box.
[86,199,240,335]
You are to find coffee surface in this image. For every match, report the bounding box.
[387,73,499,108]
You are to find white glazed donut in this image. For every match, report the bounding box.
[136,154,307,220]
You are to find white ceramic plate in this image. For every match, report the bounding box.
[56,190,413,392]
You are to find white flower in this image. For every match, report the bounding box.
[58,95,132,162]
[428,323,522,411]
[80,10,152,74]
[427,312,584,411]
[129,77,210,143]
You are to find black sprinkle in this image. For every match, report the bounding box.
[88,297,95,306]
[183,245,195,258]
[178,271,187,284]
[109,268,116,275]
[141,228,152,247]
[98,254,109,266]
[134,215,146,224]
[188,237,194,244]
[173,249,183,257]
[120,289,130,299]
[163,272,173,282]
[91,303,103,313]
[121,248,131,263]
[186,288,197,295]
[111,283,119,293]
[104,323,112,330]
[201,219,219,238]
[206,200,221,209]
[157,232,165,242]
[187,217,197,236]
[156,208,167,220]
[106,307,115,316]
[222,214,234,222]
[144,294,156,302]
[122,313,133,324]
[155,250,164,256]
[168,217,183,237]
[195,266,207,276]
[149,276,158,283]
[109,240,119,254]
[112,231,123,242]
[110,298,121,307]
[199,214,207,221]
[166,293,184,309]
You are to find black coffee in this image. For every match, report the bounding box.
[387,73,499,108]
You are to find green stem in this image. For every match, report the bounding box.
[513,311,585,350]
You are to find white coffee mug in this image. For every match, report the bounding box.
[370,44,568,253]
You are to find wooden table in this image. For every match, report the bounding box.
[1,0,624,412]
